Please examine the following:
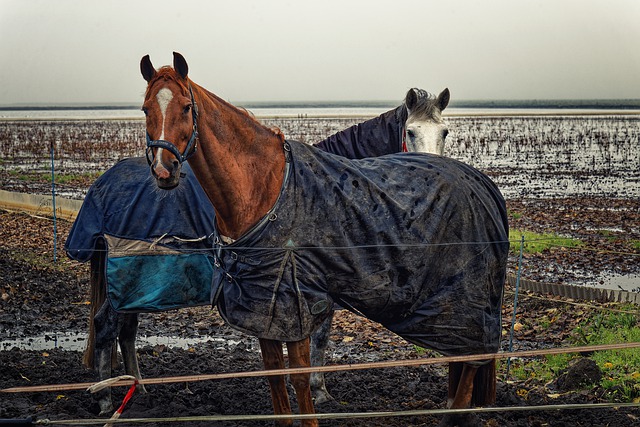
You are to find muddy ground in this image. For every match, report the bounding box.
[1,194,639,426]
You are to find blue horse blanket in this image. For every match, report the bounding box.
[65,157,216,312]
[212,140,509,357]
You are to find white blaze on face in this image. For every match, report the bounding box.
[152,88,174,170]
[156,88,174,141]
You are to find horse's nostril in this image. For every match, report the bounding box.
[172,160,179,169]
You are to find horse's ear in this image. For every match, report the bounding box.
[437,88,450,111]
[141,55,156,82]
[405,88,419,111]
[173,52,189,80]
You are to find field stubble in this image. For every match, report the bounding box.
[1,115,638,200]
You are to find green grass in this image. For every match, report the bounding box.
[509,229,582,254]
[504,306,640,402]
[576,309,640,401]
[508,210,522,220]
[7,249,70,273]
[596,229,618,242]
[502,352,575,384]
[7,170,102,184]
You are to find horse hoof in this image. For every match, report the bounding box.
[312,388,334,405]
[98,406,113,417]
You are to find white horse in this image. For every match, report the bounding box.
[403,87,450,154]
[309,86,451,404]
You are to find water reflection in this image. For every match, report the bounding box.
[1,332,241,352]
[594,273,640,293]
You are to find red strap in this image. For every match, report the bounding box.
[402,128,408,152]
[115,379,138,415]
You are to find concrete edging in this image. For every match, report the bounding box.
[0,189,81,221]
[508,275,640,305]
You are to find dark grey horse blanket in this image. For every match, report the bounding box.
[213,140,509,357]
[314,105,406,157]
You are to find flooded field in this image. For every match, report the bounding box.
[1,115,639,426]
[1,114,638,200]
[1,114,639,292]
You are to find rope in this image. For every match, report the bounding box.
[31,402,640,425]
[87,375,136,394]
[4,342,640,394]
[8,237,640,256]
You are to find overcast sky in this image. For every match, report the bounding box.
[1,0,639,105]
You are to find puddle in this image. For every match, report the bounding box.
[588,272,640,293]
[1,332,243,352]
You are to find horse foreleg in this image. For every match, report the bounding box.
[440,362,479,427]
[286,338,318,427]
[93,301,122,416]
[259,338,293,426]
[118,313,146,394]
[310,310,334,404]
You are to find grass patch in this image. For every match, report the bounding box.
[574,308,640,401]
[502,352,575,384]
[508,210,522,220]
[7,170,102,185]
[509,229,582,254]
[504,305,640,402]
[596,229,618,241]
[6,248,70,273]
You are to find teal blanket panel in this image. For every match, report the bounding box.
[107,253,214,312]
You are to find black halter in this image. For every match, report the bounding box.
[146,84,199,166]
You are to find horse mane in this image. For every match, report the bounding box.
[238,107,285,141]
[147,67,285,143]
[405,88,441,118]
[144,66,181,96]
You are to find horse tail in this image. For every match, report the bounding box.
[471,360,496,406]
[83,239,114,369]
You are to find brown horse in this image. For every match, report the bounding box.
[140,52,508,427]
[74,86,452,416]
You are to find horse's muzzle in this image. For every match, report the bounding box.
[150,161,181,189]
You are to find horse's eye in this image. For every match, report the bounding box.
[141,107,149,116]
[442,129,449,139]
[407,129,415,140]
[183,105,191,114]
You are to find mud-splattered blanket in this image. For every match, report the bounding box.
[313,105,406,157]
[212,140,509,357]
[64,157,216,312]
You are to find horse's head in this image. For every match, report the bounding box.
[403,88,450,155]
[140,52,198,189]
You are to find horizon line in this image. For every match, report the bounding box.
[1,98,640,110]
